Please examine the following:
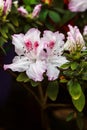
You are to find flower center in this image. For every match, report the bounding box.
[34,41,39,49]
[48,41,55,49]
[25,40,32,50]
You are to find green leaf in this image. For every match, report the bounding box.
[11,17,19,27]
[23,0,30,5]
[76,112,84,130]
[82,72,87,80]
[72,91,85,112]
[7,23,16,32]
[29,0,38,5]
[60,62,70,69]
[48,10,61,23]
[0,29,8,38]
[16,73,30,82]
[23,0,38,5]
[71,62,78,70]
[39,9,48,21]
[47,80,58,101]
[68,80,82,100]
[66,112,74,122]
[26,5,32,12]
[60,78,68,83]
[30,80,39,87]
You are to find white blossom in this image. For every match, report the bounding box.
[68,0,87,12]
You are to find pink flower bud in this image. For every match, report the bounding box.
[32,4,42,18]
[18,6,28,17]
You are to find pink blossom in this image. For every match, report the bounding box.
[32,4,42,18]
[18,6,28,17]
[68,0,87,12]
[0,0,12,15]
[64,25,85,52]
[4,0,12,15]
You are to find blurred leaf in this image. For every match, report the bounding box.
[23,0,38,5]
[72,91,85,112]
[48,10,61,23]
[0,28,8,38]
[76,112,84,130]
[26,5,32,12]
[16,73,30,82]
[82,72,87,80]
[11,16,19,27]
[71,62,79,70]
[30,80,39,87]
[68,80,82,100]
[66,112,74,122]
[60,78,68,83]
[39,9,48,21]
[7,23,16,32]
[47,80,58,101]
[0,37,7,47]
[60,62,70,69]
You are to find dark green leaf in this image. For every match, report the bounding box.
[16,73,30,82]
[71,62,78,70]
[47,80,58,101]
[60,62,70,69]
[72,91,85,112]
[30,80,39,87]
[76,112,84,130]
[48,11,61,23]
[82,72,87,80]
[7,23,16,32]
[68,80,82,100]
[0,29,8,38]
[39,9,48,21]
[66,112,74,122]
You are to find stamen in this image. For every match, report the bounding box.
[34,41,39,49]
[48,41,55,49]
[25,40,32,50]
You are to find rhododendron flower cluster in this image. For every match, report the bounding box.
[4,28,68,81]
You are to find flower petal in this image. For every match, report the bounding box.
[12,33,24,55]
[24,28,41,44]
[68,0,87,12]
[4,56,29,72]
[26,60,46,81]
[46,63,60,80]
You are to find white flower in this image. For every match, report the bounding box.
[68,0,87,12]
[32,4,42,18]
[64,25,85,52]
[41,30,68,80]
[4,28,46,82]
[18,6,28,17]
[83,25,87,36]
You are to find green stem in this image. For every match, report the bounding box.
[38,83,44,104]
[37,83,51,130]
